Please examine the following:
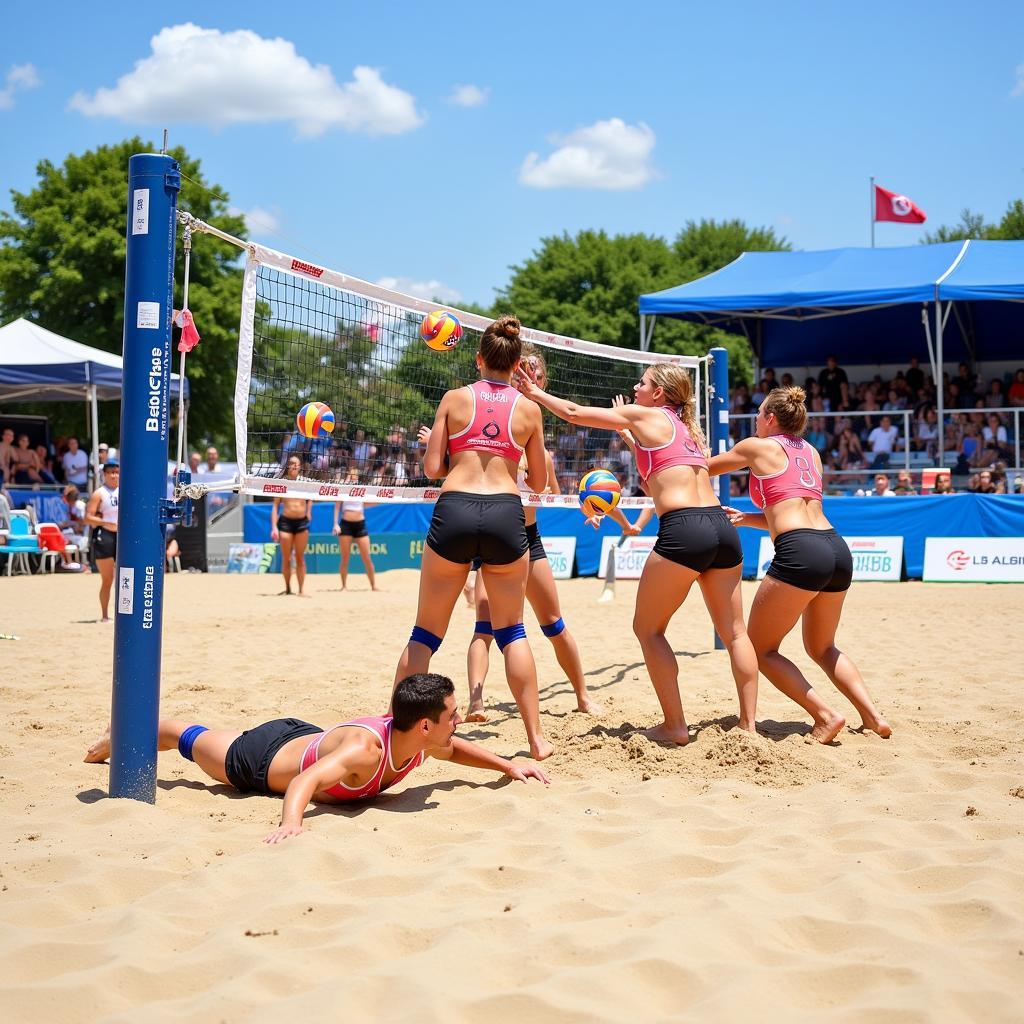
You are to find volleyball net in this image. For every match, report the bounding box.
[178,213,707,507]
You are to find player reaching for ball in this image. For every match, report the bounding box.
[394,314,554,761]
[515,361,759,744]
[708,386,891,742]
[461,346,603,722]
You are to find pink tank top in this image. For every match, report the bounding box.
[447,380,524,464]
[634,406,707,483]
[299,715,424,801]
[748,435,823,509]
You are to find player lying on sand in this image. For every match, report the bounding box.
[85,673,550,843]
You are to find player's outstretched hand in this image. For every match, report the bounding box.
[584,513,605,530]
[263,824,305,845]
[721,505,745,525]
[506,762,551,785]
[513,360,541,398]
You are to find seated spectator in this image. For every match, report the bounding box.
[894,470,917,495]
[948,381,974,410]
[860,389,881,415]
[882,388,906,412]
[973,469,998,494]
[11,433,56,484]
[197,446,221,474]
[61,437,90,488]
[0,426,14,483]
[955,423,983,473]
[835,426,866,470]
[37,444,56,481]
[1008,368,1024,407]
[990,461,1009,494]
[762,368,778,392]
[188,450,202,475]
[805,410,829,455]
[984,378,1006,409]
[751,378,768,407]
[933,474,954,494]
[913,408,939,457]
[978,413,1011,466]
[867,415,900,468]
[857,473,895,497]
[780,372,795,388]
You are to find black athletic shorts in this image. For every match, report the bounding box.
[277,515,310,535]
[654,507,743,573]
[340,518,368,539]
[525,521,547,563]
[426,492,528,566]
[767,528,853,593]
[224,718,323,794]
[91,526,117,561]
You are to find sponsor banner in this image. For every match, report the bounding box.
[228,543,275,574]
[541,536,576,580]
[923,537,1024,582]
[240,474,656,508]
[756,535,904,582]
[264,533,426,575]
[597,536,656,579]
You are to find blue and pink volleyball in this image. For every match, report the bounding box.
[295,401,335,439]
[578,469,622,517]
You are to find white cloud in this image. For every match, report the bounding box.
[230,205,281,234]
[1012,64,1024,97]
[69,24,423,136]
[0,63,41,111]
[377,276,463,304]
[519,118,656,190]
[449,84,488,108]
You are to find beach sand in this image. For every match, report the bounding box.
[1,571,1021,1023]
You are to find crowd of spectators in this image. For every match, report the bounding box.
[729,358,1023,494]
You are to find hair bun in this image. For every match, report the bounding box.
[495,314,521,341]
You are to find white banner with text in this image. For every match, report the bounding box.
[923,537,1024,582]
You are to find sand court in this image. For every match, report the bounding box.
[1,571,1022,1022]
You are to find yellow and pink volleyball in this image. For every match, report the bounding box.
[295,401,335,439]
[420,310,462,352]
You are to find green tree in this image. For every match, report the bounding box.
[921,208,994,243]
[497,221,789,388]
[0,138,246,448]
[992,199,1024,240]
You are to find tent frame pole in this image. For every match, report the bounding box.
[89,384,100,491]
[935,298,945,467]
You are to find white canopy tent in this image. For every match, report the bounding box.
[0,318,187,484]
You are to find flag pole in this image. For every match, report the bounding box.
[870,176,875,248]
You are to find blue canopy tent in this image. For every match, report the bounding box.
[0,317,188,478]
[639,240,1024,461]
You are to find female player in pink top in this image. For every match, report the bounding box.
[396,314,553,760]
[709,386,891,742]
[515,362,758,746]
[84,674,550,844]
[464,345,603,721]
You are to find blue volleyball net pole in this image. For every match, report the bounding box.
[709,346,731,651]
[108,153,180,801]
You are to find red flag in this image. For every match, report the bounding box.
[173,309,201,353]
[874,184,926,224]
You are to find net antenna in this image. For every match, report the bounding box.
[175,212,710,510]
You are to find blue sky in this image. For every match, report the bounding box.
[2,2,1023,308]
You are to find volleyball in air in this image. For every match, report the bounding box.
[295,401,335,439]
[420,310,463,351]
[578,469,622,517]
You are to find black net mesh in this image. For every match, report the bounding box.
[245,265,698,497]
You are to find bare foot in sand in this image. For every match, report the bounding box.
[736,718,758,734]
[809,711,846,744]
[84,728,111,763]
[575,697,605,716]
[277,590,292,597]
[644,723,690,746]
[530,738,555,761]
[297,592,311,598]
[465,701,489,723]
[858,714,892,739]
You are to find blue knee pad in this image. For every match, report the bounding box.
[541,617,566,639]
[493,622,527,652]
[410,625,443,653]
[474,620,493,636]
[177,724,209,762]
